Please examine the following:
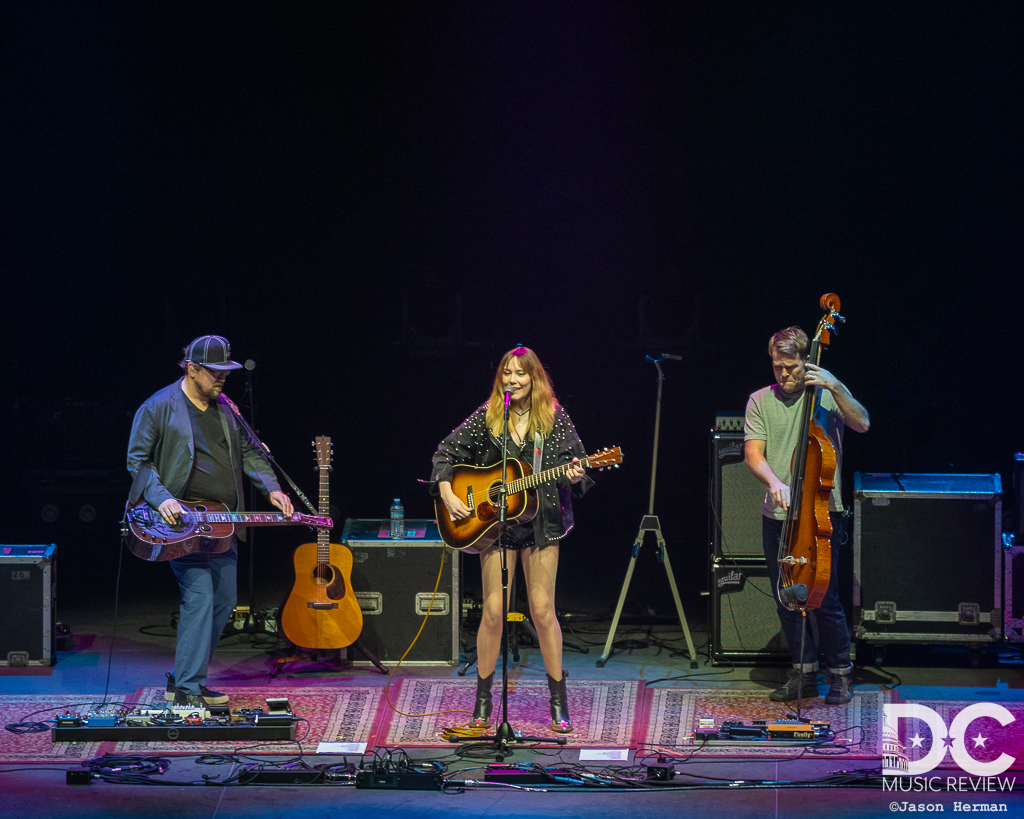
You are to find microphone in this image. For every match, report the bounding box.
[244,359,256,371]
[504,385,513,409]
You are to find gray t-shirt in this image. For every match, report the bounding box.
[744,385,846,520]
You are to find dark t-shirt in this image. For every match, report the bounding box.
[182,400,237,509]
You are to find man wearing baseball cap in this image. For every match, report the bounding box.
[127,335,294,707]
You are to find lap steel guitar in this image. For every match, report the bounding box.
[123,499,332,562]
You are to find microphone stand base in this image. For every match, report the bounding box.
[450,720,568,762]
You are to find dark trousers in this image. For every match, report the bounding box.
[169,540,238,694]
[762,513,852,671]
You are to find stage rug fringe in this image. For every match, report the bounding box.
[641,687,889,759]
[888,692,1024,771]
[0,694,132,763]
[106,686,387,756]
[379,677,646,748]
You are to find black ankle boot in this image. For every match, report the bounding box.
[547,669,571,733]
[470,672,493,727]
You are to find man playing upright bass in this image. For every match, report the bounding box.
[744,326,870,705]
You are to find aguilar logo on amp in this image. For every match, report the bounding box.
[717,441,743,460]
[716,570,746,593]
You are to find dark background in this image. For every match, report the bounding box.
[2,3,1021,619]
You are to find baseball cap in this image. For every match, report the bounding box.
[184,335,242,371]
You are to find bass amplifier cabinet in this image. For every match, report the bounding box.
[710,432,767,559]
[711,557,789,665]
[1007,543,1024,643]
[342,519,460,667]
[853,473,1002,649]
[1009,455,1024,642]
[0,545,57,667]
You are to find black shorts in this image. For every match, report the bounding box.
[494,523,554,551]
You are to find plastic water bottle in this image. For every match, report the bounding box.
[389,498,405,539]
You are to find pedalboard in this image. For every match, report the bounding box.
[51,705,296,742]
[355,771,444,791]
[484,766,572,785]
[694,718,830,744]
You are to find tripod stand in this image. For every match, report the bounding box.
[597,355,698,669]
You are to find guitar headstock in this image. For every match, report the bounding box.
[587,447,623,470]
[815,292,846,349]
[314,436,333,470]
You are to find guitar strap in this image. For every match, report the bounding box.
[218,394,319,516]
[531,431,544,543]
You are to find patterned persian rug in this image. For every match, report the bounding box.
[0,695,130,762]
[108,686,386,755]
[642,687,888,759]
[887,693,1024,771]
[379,677,645,748]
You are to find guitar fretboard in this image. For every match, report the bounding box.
[195,512,299,523]
[317,457,331,562]
[501,456,595,497]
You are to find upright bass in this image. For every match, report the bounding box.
[776,293,846,611]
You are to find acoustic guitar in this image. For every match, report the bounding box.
[435,447,623,553]
[123,499,331,562]
[280,436,363,649]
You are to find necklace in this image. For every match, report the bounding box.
[513,406,531,421]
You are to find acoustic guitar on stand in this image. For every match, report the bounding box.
[435,447,623,553]
[280,436,363,649]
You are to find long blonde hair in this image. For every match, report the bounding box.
[485,346,558,439]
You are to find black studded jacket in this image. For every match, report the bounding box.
[430,403,594,545]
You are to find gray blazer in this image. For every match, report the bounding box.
[126,379,282,541]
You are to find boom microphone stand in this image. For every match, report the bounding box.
[458,386,566,760]
[597,354,698,668]
[233,359,273,638]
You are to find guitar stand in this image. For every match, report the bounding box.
[271,639,388,678]
[597,354,698,669]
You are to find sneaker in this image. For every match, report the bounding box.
[769,668,819,702]
[825,670,853,705]
[172,688,204,710]
[164,672,230,705]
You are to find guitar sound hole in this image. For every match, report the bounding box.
[313,565,334,585]
[325,566,347,600]
[199,524,213,534]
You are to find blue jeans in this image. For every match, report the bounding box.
[762,513,851,672]
[169,540,237,695]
